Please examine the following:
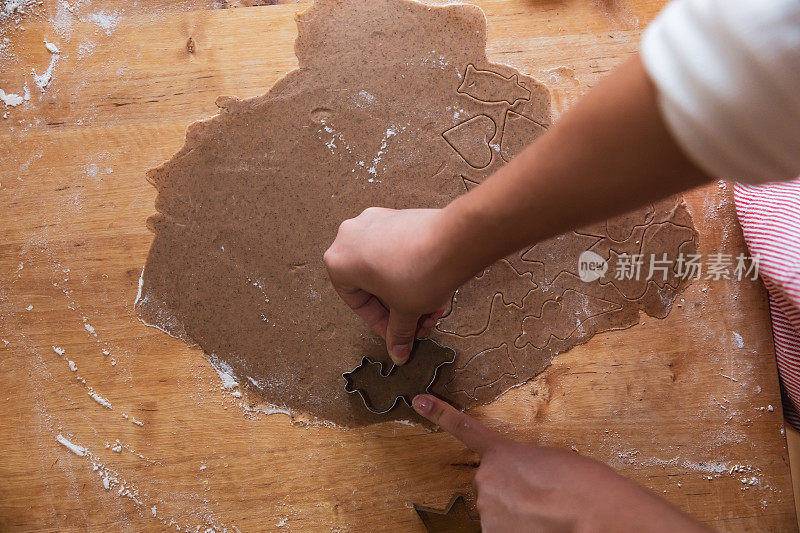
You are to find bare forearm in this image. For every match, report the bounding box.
[325,55,715,362]
[434,55,712,288]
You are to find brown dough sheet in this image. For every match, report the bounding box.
[136,0,698,426]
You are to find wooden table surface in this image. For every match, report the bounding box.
[0,0,796,530]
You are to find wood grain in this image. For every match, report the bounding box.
[0,0,795,530]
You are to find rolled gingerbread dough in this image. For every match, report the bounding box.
[136,0,698,426]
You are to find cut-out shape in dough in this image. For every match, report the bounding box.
[439,259,536,336]
[515,290,620,350]
[446,342,517,399]
[442,114,496,169]
[437,197,697,408]
[520,232,603,285]
[458,64,531,105]
[500,110,547,161]
[605,207,655,242]
[579,204,656,242]
[460,175,481,192]
[597,222,696,300]
[343,339,455,414]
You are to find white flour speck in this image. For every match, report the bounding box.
[731,331,744,348]
[52,0,74,39]
[84,163,99,179]
[57,434,87,456]
[88,10,122,36]
[353,89,375,108]
[43,39,60,54]
[77,41,96,58]
[89,390,112,409]
[33,54,59,92]
[209,354,239,390]
[0,89,24,107]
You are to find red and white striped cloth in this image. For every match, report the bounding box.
[734,178,800,429]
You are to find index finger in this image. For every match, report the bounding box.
[412,394,500,456]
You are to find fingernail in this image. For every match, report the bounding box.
[413,395,432,414]
[392,343,410,363]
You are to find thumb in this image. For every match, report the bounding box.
[412,394,499,456]
[386,309,419,365]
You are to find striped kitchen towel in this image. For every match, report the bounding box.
[734,178,800,428]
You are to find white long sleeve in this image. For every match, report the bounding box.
[641,0,800,184]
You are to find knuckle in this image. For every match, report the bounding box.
[434,401,453,421]
[428,403,449,427]
[455,412,473,434]
[389,319,417,340]
[390,328,415,342]
[361,206,386,219]
[322,247,335,265]
[322,248,342,273]
[440,409,472,440]
[337,218,353,233]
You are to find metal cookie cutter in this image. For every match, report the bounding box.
[342,339,455,414]
[413,493,481,532]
